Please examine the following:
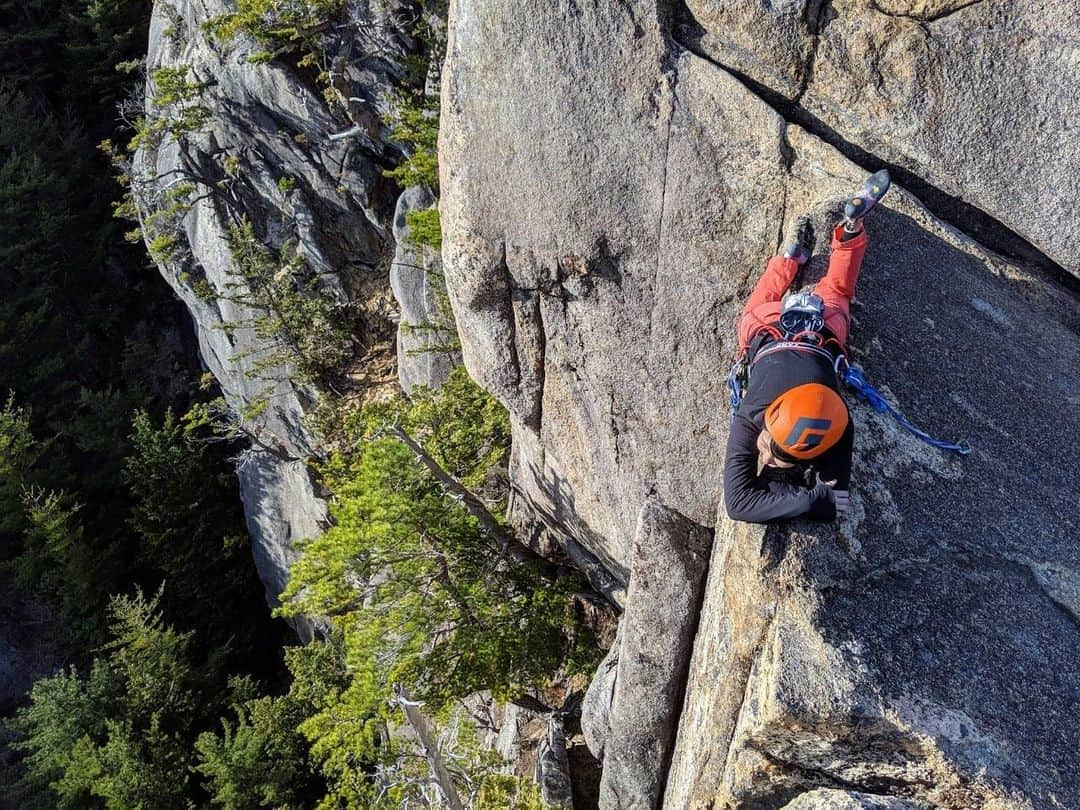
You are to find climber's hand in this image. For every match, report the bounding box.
[819,477,850,516]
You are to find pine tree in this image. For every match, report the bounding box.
[123,409,268,654]
[11,590,199,809]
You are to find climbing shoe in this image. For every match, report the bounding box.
[843,169,891,227]
[783,243,811,265]
[783,215,814,264]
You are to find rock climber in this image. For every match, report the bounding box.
[723,170,891,523]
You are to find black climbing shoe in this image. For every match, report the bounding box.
[783,215,814,264]
[843,169,891,227]
[783,243,811,265]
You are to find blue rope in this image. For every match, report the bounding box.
[836,359,971,455]
[726,348,971,455]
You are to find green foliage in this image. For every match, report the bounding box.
[401,207,460,358]
[130,65,212,152]
[5,401,270,648]
[0,396,41,536]
[193,641,344,808]
[104,63,212,265]
[124,409,267,652]
[223,218,355,386]
[405,206,442,251]
[384,91,440,193]
[0,5,309,808]
[278,367,593,801]
[15,490,113,636]
[194,678,317,809]
[10,590,198,809]
[204,0,344,63]
[64,0,150,115]
[141,181,200,264]
[475,774,550,809]
[0,86,94,422]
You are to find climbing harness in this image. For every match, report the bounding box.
[779,291,826,336]
[832,355,971,455]
[727,331,839,417]
[726,333,972,455]
[752,338,837,366]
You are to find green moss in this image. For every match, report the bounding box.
[405,206,442,252]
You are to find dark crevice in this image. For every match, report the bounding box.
[794,0,833,105]
[670,18,1078,295]
[870,0,986,24]
[498,241,525,394]
[533,279,547,433]
[775,125,796,251]
[751,747,929,808]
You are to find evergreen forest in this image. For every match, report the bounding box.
[0,2,602,807]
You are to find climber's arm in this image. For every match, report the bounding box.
[723,414,837,523]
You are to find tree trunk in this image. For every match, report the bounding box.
[393,685,466,810]
[388,426,561,578]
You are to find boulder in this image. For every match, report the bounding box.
[598,500,712,810]
[391,186,460,393]
[537,714,575,809]
[440,0,1079,806]
[580,633,619,762]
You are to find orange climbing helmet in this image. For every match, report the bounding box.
[764,383,849,461]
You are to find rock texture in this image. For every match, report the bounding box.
[581,631,619,763]
[390,186,460,393]
[440,0,1079,806]
[137,0,409,612]
[537,714,575,809]
[597,500,711,810]
[441,1,776,567]
[679,0,1080,275]
[780,789,921,809]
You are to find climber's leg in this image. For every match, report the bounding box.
[814,223,868,347]
[737,254,801,350]
[843,169,892,229]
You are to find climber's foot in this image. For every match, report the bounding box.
[783,216,814,264]
[783,243,810,265]
[843,169,891,230]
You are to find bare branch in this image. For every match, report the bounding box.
[385,426,560,578]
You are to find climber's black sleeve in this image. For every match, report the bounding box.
[813,418,854,490]
[723,414,836,523]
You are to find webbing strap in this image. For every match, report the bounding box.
[750,339,837,369]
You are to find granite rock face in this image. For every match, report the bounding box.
[679,0,1080,276]
[390,186,460,393]
[440,0,1079,806]
[441,1,781,568]
[137,0,410,613]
